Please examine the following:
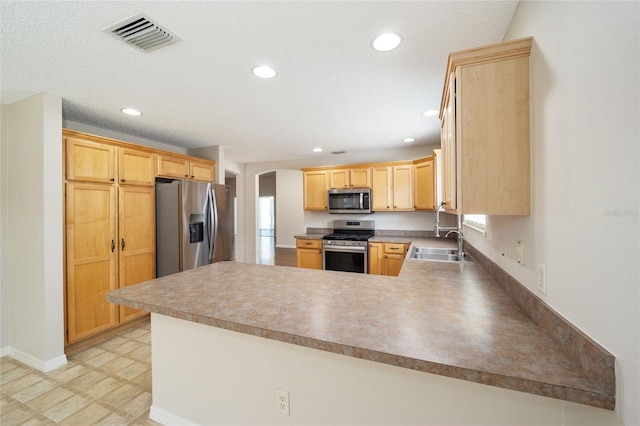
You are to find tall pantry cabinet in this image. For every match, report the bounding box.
[64,132,155,344]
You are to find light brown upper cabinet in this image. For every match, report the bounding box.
[392,164,414,210]
[157,154,215,182]
[414,155,436,210]
[119,148,155,186]
[302,170,329,211]
[371,163,414,211]
[65,137,116,184]
[190,159,215,182]
[66,137,155,186]
[329,167,371,189]
[439,37,532,215]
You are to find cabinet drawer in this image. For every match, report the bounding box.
[296,239,322,249]
[383,243,406,254]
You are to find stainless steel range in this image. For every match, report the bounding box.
[322,220,374,273]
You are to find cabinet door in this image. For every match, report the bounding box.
[368,242,383,275]
[414,159,435,210]
[350,168,371,188]
[190,160,215,182]
[296,249,323,269]
[392,165,414,210]
[119,148,155,186]
[65,137,116,184]
[383,253,405,277]
[329,170,349,189]
[66,182,117,343]
[303,171,328,210]
[157,154,189,179]
[442,73,458,212]
[118,186,156,323]
[371,167,391,211]
[458,58,530,215]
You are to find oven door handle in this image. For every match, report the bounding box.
[323,245,367,253]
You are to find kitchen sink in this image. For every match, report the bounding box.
[410,247,474,263]
[412,247,457,255]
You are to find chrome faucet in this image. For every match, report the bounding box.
[434,203,465,258]
[445,228,465,259]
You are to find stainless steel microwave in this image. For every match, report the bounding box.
[327,188,372,214]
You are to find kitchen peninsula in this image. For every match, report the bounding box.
[108,239,615,425]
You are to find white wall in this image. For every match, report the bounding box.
[303,210,454,233]
[465,2,639,424]
[275,170,303,248]
[0,105,8,354]
[4,93,66,370]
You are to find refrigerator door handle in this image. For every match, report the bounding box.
[210,187,219,261]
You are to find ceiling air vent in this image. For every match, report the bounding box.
[104,13,181,52]
[331,150,347,155]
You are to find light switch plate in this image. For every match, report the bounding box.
[537,264,547,294]
[516,241,524,266]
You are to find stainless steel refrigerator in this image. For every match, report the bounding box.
[155,180,232,277]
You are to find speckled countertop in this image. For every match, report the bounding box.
[108,237,609,409]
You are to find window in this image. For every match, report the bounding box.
[463,214,486,233]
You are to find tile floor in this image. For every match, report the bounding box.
[0,322,159,425]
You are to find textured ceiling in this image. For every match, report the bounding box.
[1,1,518,163]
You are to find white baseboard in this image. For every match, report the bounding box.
[0,346,9,357]
[6,347,67,372]
[150,405,197,426]
[275,244,296,249]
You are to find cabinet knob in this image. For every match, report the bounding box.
[121,238,125,250]
[185,174,189,178]
[120,179,125,183]
[110,178,115,182]
[111,240,115,252]
[191,175,195,179]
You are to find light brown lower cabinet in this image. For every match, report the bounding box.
[369,242,408,276]
[65,182,155,344]
[296,239,323,270]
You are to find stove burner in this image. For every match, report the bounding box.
[322,232,373,242]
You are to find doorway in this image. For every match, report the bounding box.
[257,172,276,264]
[225,171,239,261]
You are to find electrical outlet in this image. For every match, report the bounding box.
[499,244,507,264]
[537,265,547,294]
[516,241,524,266]
[276,389,290,415]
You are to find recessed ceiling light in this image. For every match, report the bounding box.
[372,33,402,52]
[403,138,415,143]
[121,108,142,116]
[313,147,323,153]
[422,109,439,117]
[252,65,277,79]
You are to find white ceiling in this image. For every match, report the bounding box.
[1,1,518,163]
